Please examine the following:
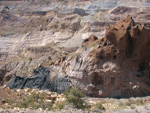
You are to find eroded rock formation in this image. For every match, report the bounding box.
[1,0,150,61]
[2,14,150,97]
[7,66,71,93]
[67,15,150,98]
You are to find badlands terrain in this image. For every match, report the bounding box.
[0,0,150,112]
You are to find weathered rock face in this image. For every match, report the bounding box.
[7,67,71,93]
[1,0,150,97]
[67,15,150,98]
[1,0,150,61]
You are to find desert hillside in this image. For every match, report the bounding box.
[0,0,150,60]
[0,0,150,113]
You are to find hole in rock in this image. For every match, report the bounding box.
[113,55,117,59]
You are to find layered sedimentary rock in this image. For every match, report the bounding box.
[0,0,150,61]
[67,15,150,97]
[0,45,72,93]
[1,0,150,97]
[7,66,71,93]
[3,15,150,97]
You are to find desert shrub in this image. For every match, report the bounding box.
[28,57,32,62]
[118,101,127,110]
[53,101,67,110]
[92,43,95,46]
[16,91,52,110]
[95,102,105,110]
[136,99,144,105]
[64,87,89,109]
[122,99,144,107]
[125,99,135,106]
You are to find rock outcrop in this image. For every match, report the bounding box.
[1,0,150,98]
[67,15,150,98]
[0,0,150,61]
[7,66,71,93]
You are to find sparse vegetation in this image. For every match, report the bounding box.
[15,91,52,110]
[92,43,95,46]
[52,101,67,110]
[125,99,144,106]
[125,99,135,106]
[95,102,105,110]
[28,57,32,62]
[64,87,90,109]
[117,98,145,110]
[135,99,144,106]
[1,87,150,112]
[12,88,91,110]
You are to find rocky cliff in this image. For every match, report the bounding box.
[67,15,150,98]
[1,0,150,97]
[6,15,150,98]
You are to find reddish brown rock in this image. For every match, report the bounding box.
[67,15,150,98]
[82,35,98,47]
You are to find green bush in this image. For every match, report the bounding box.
[64,87,90,109]
[28,57,32,62]
[92,43,95,46]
